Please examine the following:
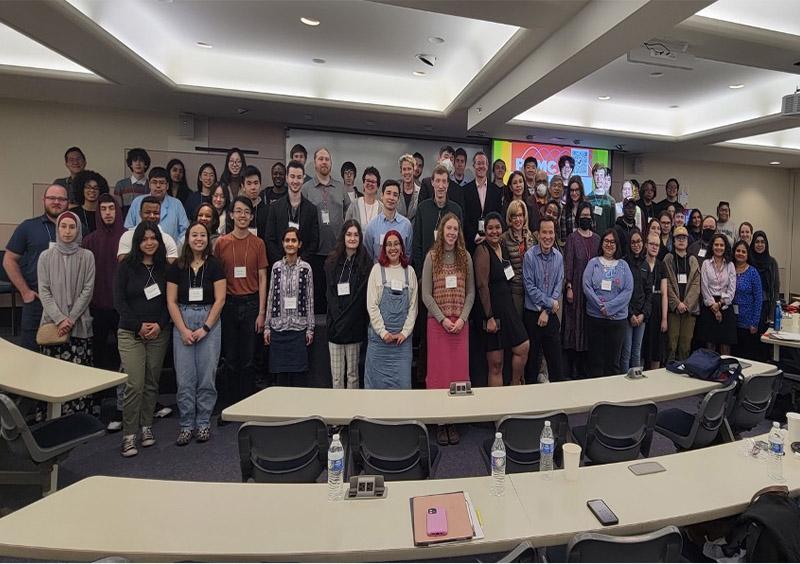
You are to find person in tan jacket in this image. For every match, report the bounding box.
[663,226,701,362]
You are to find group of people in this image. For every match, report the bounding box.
[2,142,781,452]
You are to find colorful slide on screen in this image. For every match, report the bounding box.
[492,140,610,195]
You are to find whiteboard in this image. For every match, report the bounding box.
[286,129,488,183]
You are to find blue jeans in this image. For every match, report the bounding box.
[621,321,646,373]
[173,304,221,431]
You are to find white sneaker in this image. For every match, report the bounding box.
[121,434,138,457]
[107,420,122,432]
[153,404,172,418]
[537,373,550,384]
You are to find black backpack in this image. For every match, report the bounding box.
[723,486,800,562]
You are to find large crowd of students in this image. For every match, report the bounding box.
[2,143,782,454]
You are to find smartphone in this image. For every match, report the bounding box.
[586,499,619,526]
[426,506,448,536]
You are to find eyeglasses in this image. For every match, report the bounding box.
[363,179,378,185]
[232,209,252,216]
[45,196,68,202]
[151,180,168,187]
[630,240,643,245]
[602,239,616,245]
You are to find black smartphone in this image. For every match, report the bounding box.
[586,499,619,526]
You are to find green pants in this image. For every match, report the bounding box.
[118,328,170,436]
[667,312,696,362]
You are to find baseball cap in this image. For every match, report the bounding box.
[673,226,689,237]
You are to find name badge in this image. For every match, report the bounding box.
[284,296,297,310]
[593,205,603,216]
[288,221,299,229]
[337,282,350,296]
[601,279,613,291]
[379,232,386,246]
[248,227,257,236]
[234,266,247,278]
[678,273,688,284]
[733,304,739,315]
[433,230,438,241]
[321,210,330,225]
[698,248,706,258]
[49,242,56,250]
[503,264,514,281]
[390,278,403,292]
[445,275,457,289]
[144,283,161,300]
[188,287,203,302]
[478,219,485,233]
[652,285,657,294]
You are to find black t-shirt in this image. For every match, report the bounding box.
[166,256,226,305]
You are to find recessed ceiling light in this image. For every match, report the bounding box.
[196,41,213,49]
[729,83,745,89]
[551,137,566,141]
[427,36,445,44]
[769,161,781,165]
[312,58,326,64]
[235,108,249,115]
[416,54,436,67]
[301,17,320,26]
[598,95,611,101]
[413,71,426,77]
[649,71,663,77]
[669,105,680,109]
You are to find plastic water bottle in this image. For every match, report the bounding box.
[540,421,555,479]
[768,422,785,482]
[490,432,506,496]
[774,301,783,331]
[327,433,344,501]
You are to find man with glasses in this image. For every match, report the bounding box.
[54,146,86,205]
[124,167,189,244]
[3,184,70,350]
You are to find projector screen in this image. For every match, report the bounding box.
[492,140,610,195]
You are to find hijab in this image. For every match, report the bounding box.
[43,211,90,319]
[82,194,125,309]
[750,230,771,270]
[55,211,82,255]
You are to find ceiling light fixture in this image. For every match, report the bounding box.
[196,42,213,49]
[303,114,313,121]
[365,120,376,126]
[423,125,434,132]
[729,83,745,89]
[598,95,611,101]
[312,58,326,64]
[236,108,249,115]
[301,17,320,26]
[416,54,437,67]
[413,71,426,77]
[669,104,680,109]
[649,71,663,77]
[769,161,781,165]
[427,36,445,44]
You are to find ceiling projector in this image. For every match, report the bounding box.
[782,88,800,116]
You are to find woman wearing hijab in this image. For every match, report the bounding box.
[37,211,97,414]
[751,231,780,358]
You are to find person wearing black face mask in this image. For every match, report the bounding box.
[562,202,599,378]
[688,215,717,264]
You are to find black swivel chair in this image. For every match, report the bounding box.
[499,541,540,562]
[0,393,105,495]
[727,369,782,436]
[571,401,657,465]
[482,411,570,473]
[0,251,18,336]
[237,417,329,483]
[656,381,737,450]
[347,416,439,481]
[565,525,683,562]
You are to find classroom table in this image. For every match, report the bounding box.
[0,436,797,562]
[223,360,775,425]
[761,328,800,363]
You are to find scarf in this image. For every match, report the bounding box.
[43,211,86,321]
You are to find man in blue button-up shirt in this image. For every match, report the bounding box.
[363,180,412,262]
[523,218,565,382]
[124,167,189,243]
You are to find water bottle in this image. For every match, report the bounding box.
[774,301,783,331]
[768,422,785,482]
[327,433,344,501]
[540,421,555,479]
[490,432,506,496]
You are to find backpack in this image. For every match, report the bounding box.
[667,348,722,380]
[723,486,800,562]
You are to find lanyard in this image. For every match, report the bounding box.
[338,256,354,284]
[42,220,55,242]
[231,236,251,268]
[713,260,727,289]
[144,264,156,288]
[189,262,205,288]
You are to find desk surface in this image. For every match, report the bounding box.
[0,338,126,403]
[761,328,800,349]
[223,360,775,425]
[0,437,798,562]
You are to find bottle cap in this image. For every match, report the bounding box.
[495,432,502,439]
[544,420,551,426]
[333,433,340,440]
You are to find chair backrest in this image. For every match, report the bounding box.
[0,250,8,283]
[0,393,38,460]
[348,416,432,481]
[499,540,539,563]
[687,380,738,448]
[497,411,570,472]
[237,417,328,483]
[583,401,657,464]
[566,525,683,562]
[728,369,782,433]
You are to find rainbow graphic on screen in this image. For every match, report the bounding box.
[492,140,610,195]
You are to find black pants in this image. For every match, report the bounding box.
[587,316,627,378]
[735,327,760,361]
[20,298,43,352]
[523,310,565,383]
[309,254,328,315]
[220,293,259,408]
[91,307,120,372]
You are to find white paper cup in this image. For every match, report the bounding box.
[563,443,581,481]
[787,412,800,445]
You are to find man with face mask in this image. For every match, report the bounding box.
[418,146,465,210]
[585,164,616,235]
[688,215,717,263]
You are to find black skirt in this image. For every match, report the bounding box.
[269,330,308,373]
[696,303,737,346]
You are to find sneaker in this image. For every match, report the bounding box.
[153,403,172,418]
[436,426,449,446]
[176,429,193,446]
[140,426,156,447]
[537,373,550,384]
[447,424,460,445]
[106,419,122,433]
[195,427,210,443]
[121,434,138,457]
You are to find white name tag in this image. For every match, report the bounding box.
[248,227,257,236]
[433,230,438,241]
[445,275,457,289]
[698,248,706,258]
[379,232,386,246]
[593,205,602,216]
[288,221,299,229]
[284,296,297,310]
[678,273,687,284]
[601,279,613,291]
[337,282,350,296]
[49,242,56,250]
[234,266,247,278]
[188,287,203,302]
[504,265,514,281]
[733,304,739,315]
[321,210,330,225]
[478,219,485,233]
[144,283,161,300]
[390,278,403,292]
